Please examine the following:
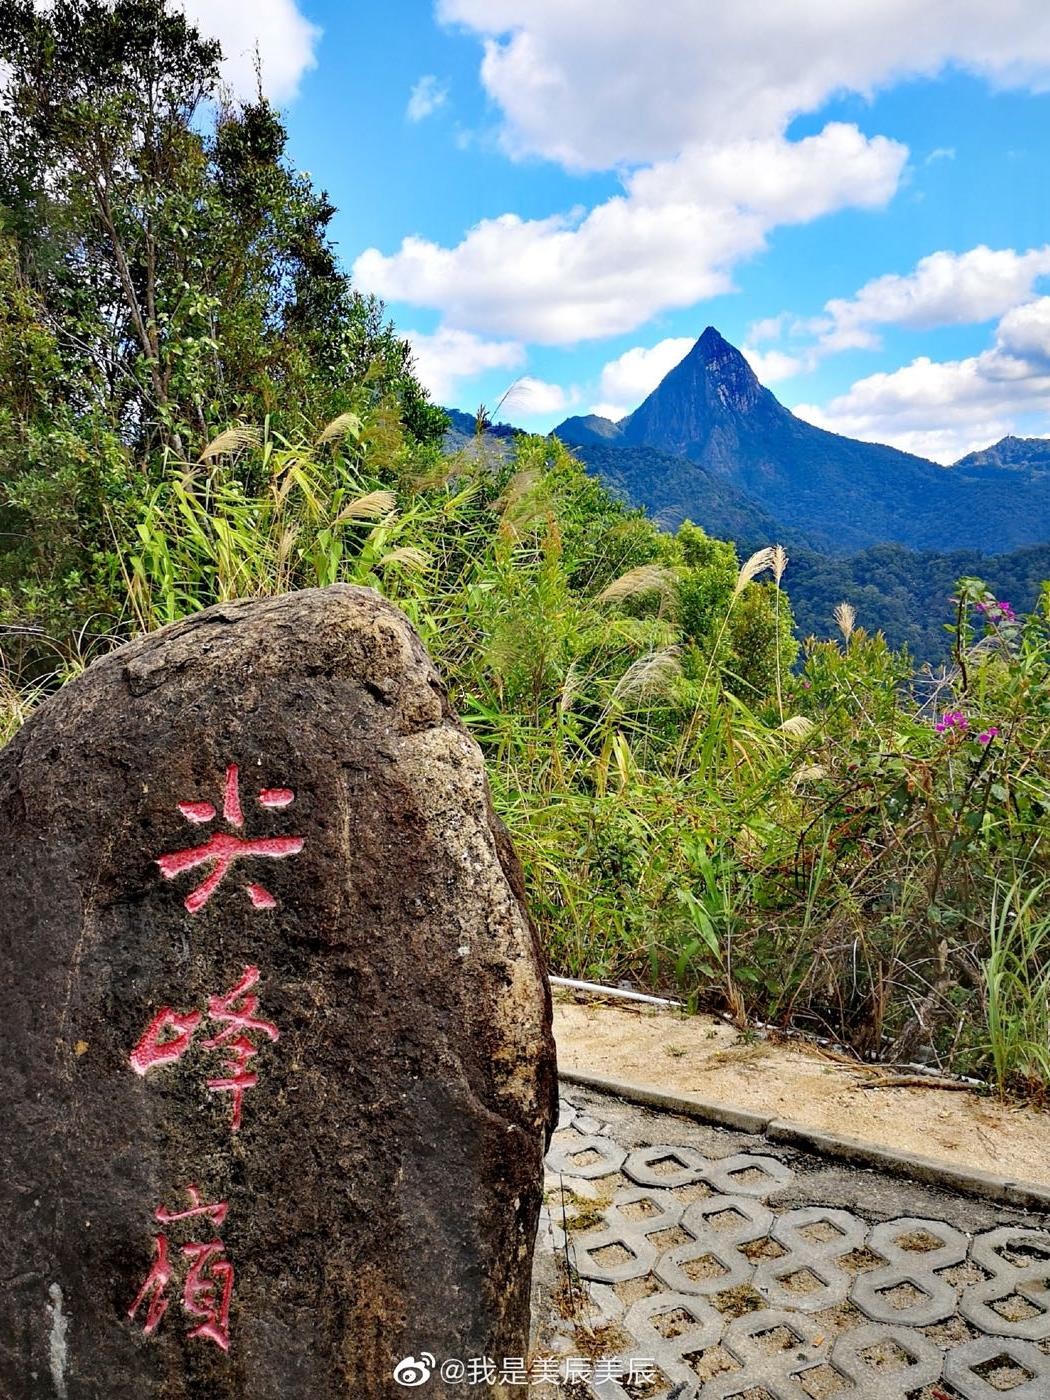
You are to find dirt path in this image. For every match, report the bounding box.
[553,992,1050,1186]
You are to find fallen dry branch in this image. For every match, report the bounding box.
[860,1074,977,1092]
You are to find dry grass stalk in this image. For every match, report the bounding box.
[198,424,260,462]
[316,411,363,444]
[333,489,397,524]
[835,601,857,641]
[378,546,430,573]
[771,544,788,584]
[794,763,828,783]
[558,662,581,715]
[611,647,682,703]
[597,564,674,605]
[495,468,540,514]
[733,547,776,598]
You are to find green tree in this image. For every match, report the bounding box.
[0,0,444,647]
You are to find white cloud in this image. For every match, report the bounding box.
[997,295,1050,362]
[741,347,805,383]
[405,327,525,403]
[502,376,575,416]
[815,245,1050,352]
[589,402,631,423]
[437,0,1050,172]
[794,296,1050,461]
[597,338,695,407]
[182,0,320,102]
[926,146,956,163]
[748,314,791,344]
[361,3,1050,361]
[407,75,449,122]
[354,124,906,345]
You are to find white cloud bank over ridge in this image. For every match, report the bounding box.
[182,0,319,102]
[354,124,906,344]
[358,2,1050,349]
[504,376,575,416]
[813,245,1050,353]
[366,2,1050,444]
[437,0,1050,172]
[405,327,524,403]
[406,330,572,415]
[794,296,1050,462]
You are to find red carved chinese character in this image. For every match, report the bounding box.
[129,1188,233,1350]
[182,1241,234,1351]
[129,1008,202,1076]
[201,966,279,1131]
[128,966,278,1132]
[128,1233,172,1335]
[155,1184,228,1228]
[201,965,279,1047]
[157,764,304,913]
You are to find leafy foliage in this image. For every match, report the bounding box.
[16,417,1039,1093]
[0,0,1047,1098]
[785,541,1050,662]
[0,0,445,649]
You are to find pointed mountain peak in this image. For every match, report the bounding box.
[693,325,735,358]
[676,326,761,413]
[690,326,755,376]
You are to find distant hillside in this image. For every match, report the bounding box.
[786,542,1050,660]
[570,440,796,545]
[952,434,1050,471]
[554,413,625,445]
[442,345,1050,662]
[554,328,1050,554]
[442,407,523,459]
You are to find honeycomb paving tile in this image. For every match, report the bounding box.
[535,1087,1050,1400]
[962,1227,1050,1341]
[754,1208,870,1315]
[942,1334,1050,1399]
[621,1292,722,1390]
[608,1185,685,1230]
[851,1219,969,1328]
[683,1194,775,1246]
[699,1309,835,1399]
[548,1132,629,1180]
[831,1321,943,1396]
[557,1099,579,1133]
[575,1224,659,1284]
[624,1144,710,1188]
[702,1153,796,1199]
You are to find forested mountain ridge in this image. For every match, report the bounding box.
[952,435,1050,471]
[444,334,1049,658]
[553,328,1050,555]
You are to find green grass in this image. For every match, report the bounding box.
[982,879,1050,1097]
[3,421,1049,1096]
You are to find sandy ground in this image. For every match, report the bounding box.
[553,992,1050,1186]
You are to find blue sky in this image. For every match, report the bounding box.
[191,0,1050,461]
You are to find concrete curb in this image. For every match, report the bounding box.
[558,1068,1050,1213]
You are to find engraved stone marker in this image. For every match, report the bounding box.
[0,585,557,1398]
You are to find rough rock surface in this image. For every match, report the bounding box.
[0,585,557,1399]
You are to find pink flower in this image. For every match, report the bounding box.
[976,598,1017,624]
[977,728,999,746]
[935,710,968,734]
